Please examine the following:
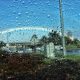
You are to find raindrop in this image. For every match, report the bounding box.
[78,13,80,16]
[48,4,51,6]
[13,11,16,14]
[51,19,54,21]
[30,3,33,5]
[15,20,18,22]
[42,10,46,14]
[28,1,31,3]
[16,17,18,19]
[21,1,25,4]
[71,8,74,10]
[33,12,36,15]
[25,20,28,22]
[18,12,22,16]
[13,0,18,3]
[34,2,38,5]
[25,6,28,8]
[25,12,29,14]
[30,10,34,13]
[47,14,51,18]
[46,1,50,4]
[19,0,22,1]
[27,16,30,18]
[18,23,21,25]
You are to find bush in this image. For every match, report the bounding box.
[55,51,64,58]
[36,59,80,80]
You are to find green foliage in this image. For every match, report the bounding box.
[73,38,79,45]
[31,34,38,39]
[36,59,80,80]
[77,41,80,48]
[40,36,48,44]
[65,36,80,48]
[65,55,80,61]
[0,41,6,48]
[40,30,79,50]
[40,30,62,45]
[65,36,73,45]
[66,44,78,50]
[55,51,64,58]
[48,30,62,45]
[42,58,53,64]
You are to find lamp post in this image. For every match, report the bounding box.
[59,0,66,56]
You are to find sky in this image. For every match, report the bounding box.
[0,0,80,42]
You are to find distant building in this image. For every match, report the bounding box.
[66,31,74,41]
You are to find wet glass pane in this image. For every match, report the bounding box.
[0,0,80,80]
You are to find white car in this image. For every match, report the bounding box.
[17,50,24,53]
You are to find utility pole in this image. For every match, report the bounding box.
[0,32,2,41]
[59,0,66,56]
[7,33,9,44]
[6,32,10,47]
[6,32,9,47]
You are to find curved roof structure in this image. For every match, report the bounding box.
[0,27,54,43]
[0,27,53,34]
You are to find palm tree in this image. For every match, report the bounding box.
[30,34,38,53]
[40,36,48,44]
[31,34,38,45]
[48,30,61,45]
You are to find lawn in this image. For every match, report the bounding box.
[65,55,80,61]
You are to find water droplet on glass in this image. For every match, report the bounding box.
[21,1,25,4]
[25,6,28,8]
[47,14,51,18]
[13,0,18,3]
[16,17,18,19]
[19,0,22,2]
[15,20,18,22]
[34,2,38,5]
[18,12,22,16]
[18,22,21,25]
[25,12,29,14]
[78,13,80,16]
[27,16,30,18]
[13,11,16,14]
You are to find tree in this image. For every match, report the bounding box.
[48,30,62,45]
[30,34,38,53]
[65,36,73,45]
[40,36,48,44]
[0,41,6,48]
[73,38,79,45]
[30,34,38,45]
[31,34,38,39]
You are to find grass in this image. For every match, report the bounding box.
[65,55,80,61]
[66,44,78,50]
[43,54,80,64]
